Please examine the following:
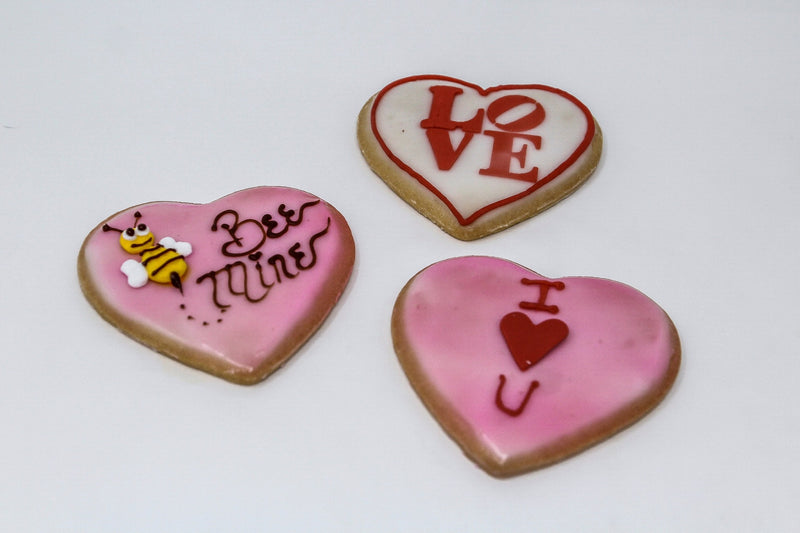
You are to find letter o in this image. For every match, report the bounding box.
[486,95,546,132]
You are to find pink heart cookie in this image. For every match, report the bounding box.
[78,187,355,385]
[392,256,680,477]
[358,75,603,240]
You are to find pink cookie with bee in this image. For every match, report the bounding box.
[392,256,680,477]
[358,75,602,240]
[78,186,355,385]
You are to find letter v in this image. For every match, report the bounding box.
[424,129,476,171]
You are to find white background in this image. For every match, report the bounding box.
[1,1,798,531]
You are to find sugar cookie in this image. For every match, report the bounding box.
[392,256,680,477]
[358,75,602,240]
[79,187,355,385]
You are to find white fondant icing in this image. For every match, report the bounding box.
[373,79,591,219]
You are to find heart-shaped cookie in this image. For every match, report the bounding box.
[78,187,355,385]
[392,256,680,477]
[358,75,602,240]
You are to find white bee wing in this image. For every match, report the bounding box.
[159,236,192,256]
[121,259,149,288]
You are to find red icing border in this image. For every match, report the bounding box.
[370,75,596,226]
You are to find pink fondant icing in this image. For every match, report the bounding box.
[81,187,354,381]
[393,256,679,473]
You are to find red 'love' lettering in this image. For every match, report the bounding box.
[420,86,546,183]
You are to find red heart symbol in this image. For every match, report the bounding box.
[500,312,569,371]
[392,256,680,477]
[79,187,355,385]
[359,75,602,240]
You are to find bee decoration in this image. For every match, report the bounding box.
[102,211,192,293]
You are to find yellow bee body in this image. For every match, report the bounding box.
[136,240,189,285]
[103,211,192,292]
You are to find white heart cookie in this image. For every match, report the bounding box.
[358,75,602,240]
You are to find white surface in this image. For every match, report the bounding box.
[1,1,798,531]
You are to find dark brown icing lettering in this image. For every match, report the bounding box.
[261,200,320,238]
[267,254,296,283]
[288,218,330,271]
[253,262,276,290]
[196,261,271,309]
[196,203,331,311]
[211,200,321,257]
[211,210,267,258]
